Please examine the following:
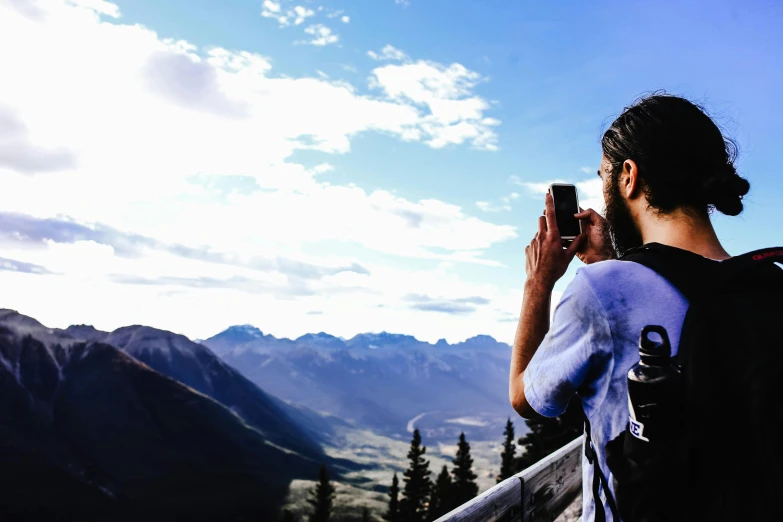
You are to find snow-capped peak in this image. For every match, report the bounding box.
[226,324,264,337]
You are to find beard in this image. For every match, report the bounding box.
[603,176,643,257]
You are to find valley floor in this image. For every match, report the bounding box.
[281,424,539,521]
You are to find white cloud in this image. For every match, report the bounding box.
[444,417,490,427]
[261,2,314,27]
[313,163,334,173]
[69,0,120,18]
[302,24,338,46]
[263,0,281,12]
[0,247,525,344]
[367,44,408,61]
[521,178,605,215]
[292,5,314,25]
[580,166,595,174]
[261,0,289,26]
[373,61,479,107]
[395,0,410,6]
[321,9,349,24]
[475,192,518,213]
[521,180,568,194]
[370,57,498,150]
[576,178,605,214]
[0,0,518,343]
[476,201,511,213]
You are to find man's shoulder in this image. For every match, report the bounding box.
[575,259,651,287]
[573,259,678,303]
[580,257,679,280]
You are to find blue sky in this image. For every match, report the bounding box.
[0,0,781,343]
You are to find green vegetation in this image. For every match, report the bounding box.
[497,418,516,483]
[428,465,453,520]
[308,465,336,522]
[377,429,483,522]
[383,472,400,522]
[399,429,432,522]
[451,433,479,508]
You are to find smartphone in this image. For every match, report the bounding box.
[548,183,582,241]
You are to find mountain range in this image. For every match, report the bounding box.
[0,307,520,520]
[202,325,518,443]
[0,309,353,522]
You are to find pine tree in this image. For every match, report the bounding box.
[515,396,583,472]
[451,433,478,507]
[497,418,516,483]
[308,464,336,522]
[399,429,432,522]
[362,507,371,522]
[428,465,453,521]
[383,472,400,522]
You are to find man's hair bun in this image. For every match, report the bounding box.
[701,164,750,216]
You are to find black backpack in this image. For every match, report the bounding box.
[587,243,783,522]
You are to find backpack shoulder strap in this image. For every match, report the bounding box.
[620,243,783,300]
[583,411,619,522]
[619,242,719,301]
[713,246,783,283]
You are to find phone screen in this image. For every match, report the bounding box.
[551,185,581,237]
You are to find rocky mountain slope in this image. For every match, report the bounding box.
[0,310,339,521]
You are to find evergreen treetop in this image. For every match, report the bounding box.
[383,472,400,522]
[497,418,516,483]
[307,464,336,522]
[451,432,478,507]
[428,464,454,521]
[400,428,432,522]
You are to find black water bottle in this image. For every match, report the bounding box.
[626,325,682,452]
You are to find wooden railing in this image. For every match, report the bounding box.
[435,436,583,522]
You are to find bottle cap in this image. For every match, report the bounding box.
[639,325,671,360]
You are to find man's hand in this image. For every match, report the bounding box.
[525,193,584,291]
[573,208,616,264]
[512,193,581,419]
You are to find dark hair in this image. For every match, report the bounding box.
[601,93,750,216]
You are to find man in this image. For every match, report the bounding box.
[508,94,750,521]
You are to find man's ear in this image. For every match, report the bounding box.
[622,159,641,199]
